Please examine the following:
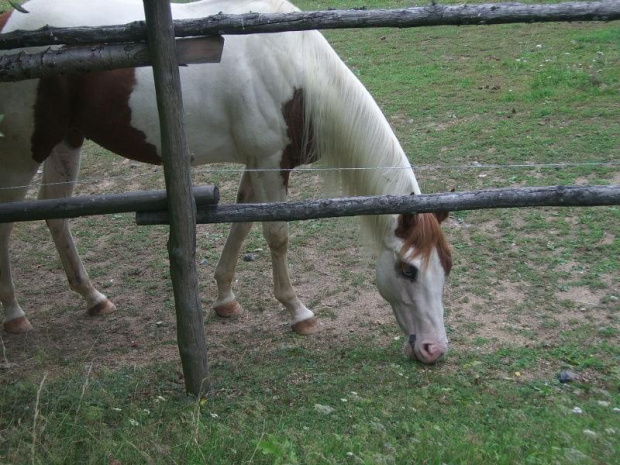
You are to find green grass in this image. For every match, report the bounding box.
[2,333,619,464]
[1,1,619,464]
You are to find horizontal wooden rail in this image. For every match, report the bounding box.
[0,36,224,82]
[0,185,219,223]
[1,2,618,50]
[136,185,620,225]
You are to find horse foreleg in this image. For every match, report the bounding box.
[213,171,253,318]
[39,142,116,317]
[250,171,317,335]
[262,220,317,335]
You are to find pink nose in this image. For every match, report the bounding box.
[406,340,448,364]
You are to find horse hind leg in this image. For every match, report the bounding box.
[0,222,34,333]
[38,140,116,317]
[0,157,40,333]
[213,170,254,318]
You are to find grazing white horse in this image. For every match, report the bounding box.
[0,0,452,363]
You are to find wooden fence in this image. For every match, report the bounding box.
[2,184,618,224]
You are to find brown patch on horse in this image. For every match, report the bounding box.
[31,76,77,162]
[395,212,452,275]
[76,69,161,165]
[0,10,13,31]
[64,128,85,149]
[280,88,316,190]
[31,69,161,165]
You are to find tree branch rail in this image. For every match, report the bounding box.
[136,185,620,225]
[1,2,618,51]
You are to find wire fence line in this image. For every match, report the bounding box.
[1,160,618,193]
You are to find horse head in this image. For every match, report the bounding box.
[375,211,451,364]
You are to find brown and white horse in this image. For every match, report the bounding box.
[0,0,452,363]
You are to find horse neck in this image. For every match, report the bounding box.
[301,33,421,243]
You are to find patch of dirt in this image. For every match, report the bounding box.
[425,114,482,133]
[554,286,603,306]
[554,260,581,273]
[447,282,535,351]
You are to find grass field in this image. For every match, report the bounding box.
[1,1,619,464]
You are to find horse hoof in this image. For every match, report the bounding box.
[3,316,33,334]
[88,299,117,316]
[291,316,318,335]
[214,300,243,318]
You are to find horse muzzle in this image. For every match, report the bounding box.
[406,334,448,364]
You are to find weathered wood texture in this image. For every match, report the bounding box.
[0,186,219,223]
[0,36,224,82]
[1,2,618,50]
[143,0,209,397]
[136,185,620,225]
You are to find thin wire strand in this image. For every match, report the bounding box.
[193,160,620,174]
[0,160,618,192]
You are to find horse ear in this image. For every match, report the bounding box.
[399,212,415,228]
[397,193,417,229]
[434,211,449,223]
[434,188,455,223]
[395,212,415,238]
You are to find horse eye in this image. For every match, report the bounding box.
[399,263,418,281]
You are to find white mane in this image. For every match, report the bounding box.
[296,26,421,243]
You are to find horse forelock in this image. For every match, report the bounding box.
[395,213,452,275]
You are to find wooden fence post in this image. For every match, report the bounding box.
[143,0,209,397]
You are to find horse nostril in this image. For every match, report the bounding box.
[422,343,446,362]
[406,339,447,363]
